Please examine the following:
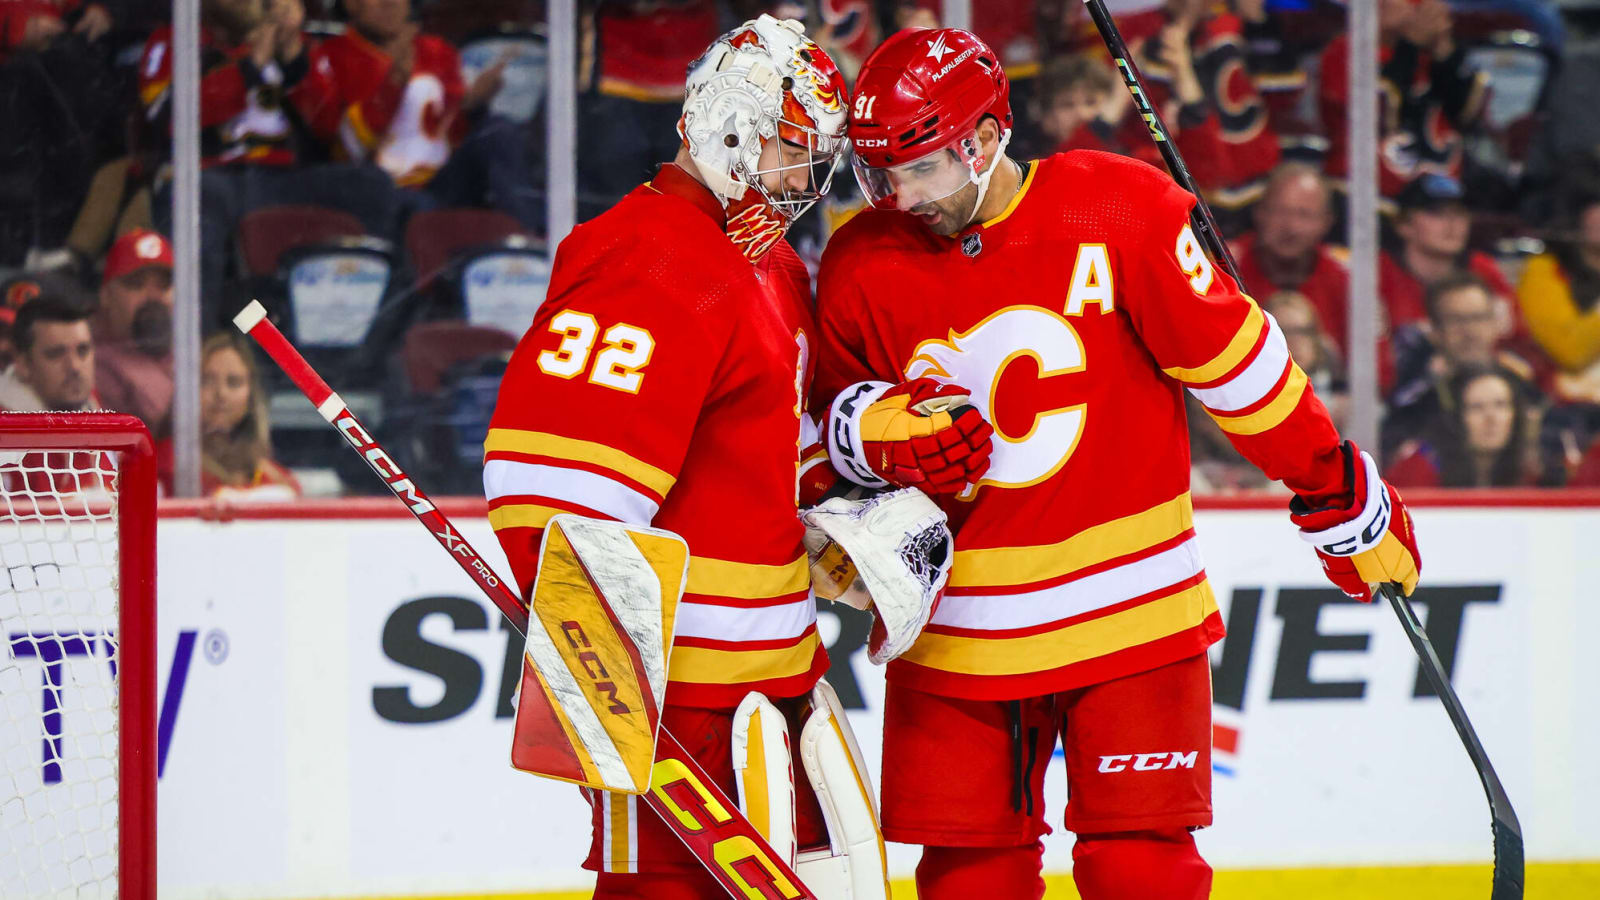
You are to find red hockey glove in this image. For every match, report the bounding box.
[1289,441,1421,601]
[827,378,994,495]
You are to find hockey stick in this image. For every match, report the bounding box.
[232,301,819,900]
[1080,3,1524,895]
[1382,584,1524,900]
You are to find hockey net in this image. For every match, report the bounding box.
[0,412,156,899]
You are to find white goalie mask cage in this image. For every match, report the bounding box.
[679,15,849,221]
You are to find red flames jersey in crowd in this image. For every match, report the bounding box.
[1114,9,1280,212]
[588,0,719,102]
[302,30,465,187]
[1320,35,1488,198]
[139,25,316,168]
[815,152,1346,701]
[486,165,826,710]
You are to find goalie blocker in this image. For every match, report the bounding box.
[514,515,890,898]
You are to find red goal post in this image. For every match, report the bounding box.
[0,411,156,899]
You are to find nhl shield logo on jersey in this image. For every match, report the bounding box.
[961,233,982,257]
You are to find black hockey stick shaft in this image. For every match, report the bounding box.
[1382,584,1524,899]
[1081,2,1523,894]
[1079,0,1240,277]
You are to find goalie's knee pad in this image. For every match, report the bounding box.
[730,682,890,900]
[914,843,1045,900]
[1071,828,1212,900]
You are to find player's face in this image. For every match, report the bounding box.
[1433,286,1498,369]
[757,138,819,200]
[874,146,979,236]
[202,345,253,436]
[1460,374,1514,456]
[17,320,93,411]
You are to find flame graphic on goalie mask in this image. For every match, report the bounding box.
[790,42,844,113]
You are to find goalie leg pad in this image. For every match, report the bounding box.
[731,691,798,866]
[511,515,689,793]
[796,680,891,900]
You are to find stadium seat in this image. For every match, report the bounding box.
[400,321,518,395]
[405,207,531,283]
[404,208,548,333]
[237,205,368,277]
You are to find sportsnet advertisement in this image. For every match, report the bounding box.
[132,501,1597,897]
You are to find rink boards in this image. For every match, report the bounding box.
[134,495,1599,898]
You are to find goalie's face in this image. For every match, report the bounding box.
[748,129,843,222]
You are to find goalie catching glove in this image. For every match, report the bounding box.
[827,378,994,494]
[802,487,953,664]
[1290,441,1421,601]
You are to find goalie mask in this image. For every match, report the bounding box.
[681,15,848,258]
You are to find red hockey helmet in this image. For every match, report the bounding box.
[848,27,1012,212]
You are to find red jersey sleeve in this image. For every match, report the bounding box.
[1117,166,1346,499]
[483,224,737,598]
[812,237,886,415]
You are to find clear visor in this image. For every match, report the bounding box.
[852,134,981,211]
[745,119,846,221]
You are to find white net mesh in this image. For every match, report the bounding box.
[1,445,123,898]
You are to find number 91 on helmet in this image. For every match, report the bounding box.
[847,28,1013,227]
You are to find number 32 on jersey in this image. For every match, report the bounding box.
[536,310,656,393]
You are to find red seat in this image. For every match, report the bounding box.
[237,205,367,276]
[400,321,518,395]
[405,207,532,285]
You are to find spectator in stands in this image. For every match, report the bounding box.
[1517,183,1600,405]
[200,331,299,498]
[93,229,174,435]
[1385,271,1539,459]
[1381,173,1518,334]
[143,0,398,320]
[1320,0,1487,202]
[1117,0,1281,235]
[1387,365,1538,487]
[0,294,97,411]
[0,0,124,266]
[1033,55,1150,163]
[1235,163,1350,353]
[0,0,109,59]
[1266,289,1347,429]
[577,1,721,217]
[302,0,538,228]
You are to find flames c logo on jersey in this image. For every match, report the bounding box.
[905,306,1087,493]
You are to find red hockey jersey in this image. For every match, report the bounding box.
[486,165,826,709]
[301,29,465,187]
[815,152,1346,701]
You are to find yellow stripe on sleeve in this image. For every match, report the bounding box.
[1209,364,1309,436]
[951,493,1193,589]
[485,428,675,497]
[1162,299,1265,384]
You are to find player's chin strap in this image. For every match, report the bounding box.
[732,683,891,900]
[961,127,1013,229]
